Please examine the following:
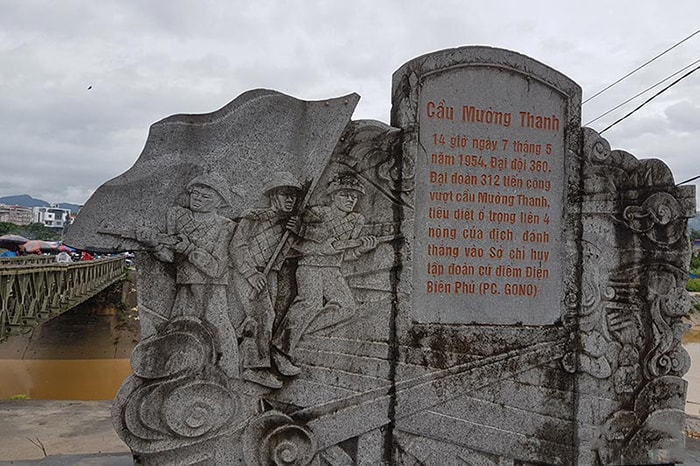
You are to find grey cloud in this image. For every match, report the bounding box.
[665,100,700,132]
[1,0,699,207]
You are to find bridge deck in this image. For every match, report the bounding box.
[0,256,127,340]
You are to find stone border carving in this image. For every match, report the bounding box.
[571,127,694,464]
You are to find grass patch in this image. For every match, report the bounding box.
[8,394,29,400]
[688,279,700,293]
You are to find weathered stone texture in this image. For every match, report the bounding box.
[64,46,695,465]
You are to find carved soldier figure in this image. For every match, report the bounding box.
[230,171,303,388]
[271,172,377,374]
[137,172,239,379]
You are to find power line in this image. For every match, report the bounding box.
[599,63,700,134]
[677,174,700,186]
[585,58,700,126]
[583,28,700,104]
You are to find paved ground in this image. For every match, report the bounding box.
[1,400,700,464]
[0,401,130,465]
[0,454,131,465]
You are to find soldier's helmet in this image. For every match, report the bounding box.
[263,171,303,196]
[327,172,365,196]
[186,172,233,206]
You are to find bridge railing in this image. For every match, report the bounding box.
[0,256,127,340]
[0,255,55,266]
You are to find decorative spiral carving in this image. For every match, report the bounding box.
[244,411,318,465]
[660,287,692,317]
[130,316,217,379]
[163,381,237,438]
[671,347,691,375]
[580,276,600,310]
[621,192,685,245]
[561,352,576,374]
[120,376,170,441]
[654,203,673,225]
[592,141,609,162]
[564,291,578,309]
[131,332,207,379]
[648,344,691,379]
[266,424,317,465]
[583,127,611,163]
[603,286,616,300]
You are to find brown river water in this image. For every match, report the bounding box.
[0,289,139,400]
[0,359,131,400]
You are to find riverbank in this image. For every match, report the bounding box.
[0,400,129,464]
[1,400,700,464]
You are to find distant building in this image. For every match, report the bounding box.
[0,204,33,225]
[33,205,72,230]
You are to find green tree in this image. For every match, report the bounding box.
[0,222,17,235]
[21,223,61,241]
[691,229,700,240]
[0,222,61,241]
[691,255,700,276]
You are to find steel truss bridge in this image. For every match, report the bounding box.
[0,255,127,340]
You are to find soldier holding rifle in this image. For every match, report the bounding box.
[271,172,378,375]
[134,173,240,380]
[230,171,303,389]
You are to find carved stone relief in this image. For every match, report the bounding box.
[64,47,695,465]
[573,127,695,465]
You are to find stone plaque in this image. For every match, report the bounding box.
[408,51,574,325]
[64,46,694,465]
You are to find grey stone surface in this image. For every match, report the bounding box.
[64,47,695,465]
[567,128,695,465]
[404,46,578,325]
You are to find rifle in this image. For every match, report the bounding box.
[97,228,180,246]
[259,177,315,279]
[246,177,317,299]
[332,234,403,251]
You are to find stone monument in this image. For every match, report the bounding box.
[65,46,696,465]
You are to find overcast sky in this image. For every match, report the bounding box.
[1,0,698,208]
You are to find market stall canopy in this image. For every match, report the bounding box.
[21,240,59,254]
[0,234,28,249]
